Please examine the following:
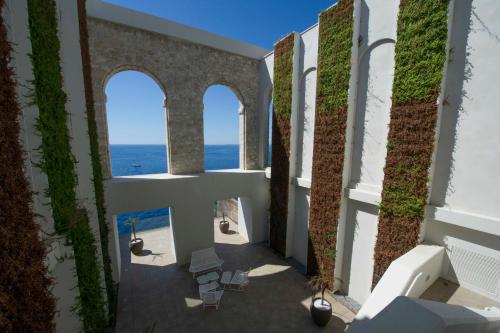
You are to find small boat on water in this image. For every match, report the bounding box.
[132,163,141,168]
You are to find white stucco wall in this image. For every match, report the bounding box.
[425,0,500,302]
[340,0,399,304]
[105,170,269,277]
[286,24,320,267]
[266,0,500,305]
[292,187,311,267]
[297,25,318,181]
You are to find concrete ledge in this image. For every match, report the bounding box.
[86,0,269,59]
[345,187,381,206]
[292,177,311,189]
[427,206,500,237]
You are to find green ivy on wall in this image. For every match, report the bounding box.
[307,0,354,288]
[373,0,449,287]
[269,33,294,256]
[272,34,294,118]
[77,0,116,322]
[0,0,55,331]
[27,0,108,330]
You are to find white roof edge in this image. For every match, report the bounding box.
[86,0,270,59]
[300,22,318,36]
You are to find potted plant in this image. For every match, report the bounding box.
[127,218,144,255]
[309,240,337,327]
[218,202,230,234]
[308,269,333,327]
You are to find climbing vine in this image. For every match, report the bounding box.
[0,1,55,331]
[27,0,108,330]
[269,33,294,256]
[373,0,449,287]
[307,0,354,288]
[77,0,116,322]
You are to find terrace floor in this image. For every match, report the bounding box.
[115,218,355,332]
[421,277,500,309]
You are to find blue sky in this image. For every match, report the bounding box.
[105,0,334,145]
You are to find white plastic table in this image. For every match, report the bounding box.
[196,271,219,285]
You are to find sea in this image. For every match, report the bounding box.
[112,144,239,234]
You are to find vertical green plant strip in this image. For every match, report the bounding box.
[27,0,76,234]
[373,0,449,287]
[269,33,294,256]
[71,209,108,331]
[27,0,108,330]
[77,0,116,322]
[0,1,56,331]
[307,0,354,288]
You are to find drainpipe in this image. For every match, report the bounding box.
[285,32,301,258]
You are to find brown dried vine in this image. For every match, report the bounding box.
[0,0,56,331]
[269,33,294,256]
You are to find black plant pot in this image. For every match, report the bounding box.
[219,220,230,234]
[310,297,332,327]
[129,238,144,255]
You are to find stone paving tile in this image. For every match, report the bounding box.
[115,220,354,332]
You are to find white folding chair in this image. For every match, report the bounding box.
[228,268,251,291]
[200,290,224,310]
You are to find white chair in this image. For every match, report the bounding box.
[228,268,250,291]
[220,271,233,289]
[198,281,219,298]
[200,290,224,310]
[196,271,220,285]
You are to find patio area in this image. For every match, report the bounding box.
[115,219,355,332]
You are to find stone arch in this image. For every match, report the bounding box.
[101,66,170,176]
[101,64,169,101]
[202,81,246,169]
[87,17,262,174]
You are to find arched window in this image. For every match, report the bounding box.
[105,70,168,176]
[203,84,242,170]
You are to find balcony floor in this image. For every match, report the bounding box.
[115,219,355,332]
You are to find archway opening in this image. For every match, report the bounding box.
[203,84,242,170]
[105,70,168,176]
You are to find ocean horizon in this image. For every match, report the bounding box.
[112,144,240,234]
